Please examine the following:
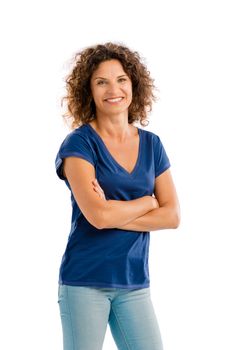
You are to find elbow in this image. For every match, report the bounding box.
[84,207,107,230]
[92,213,106,230]
[96,201,116,229]
[93,204,109,230]
[172,217,180,229]
[92,220,103,230]
[95,219,106,230]
[171,207,181,229]
[86,216,102,230]
[96,212,110,230]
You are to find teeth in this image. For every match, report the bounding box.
[106,97,123,102]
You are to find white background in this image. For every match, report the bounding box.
[0,0,233,349]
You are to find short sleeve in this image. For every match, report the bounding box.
[153,135,171,178]
[55,132,96,180]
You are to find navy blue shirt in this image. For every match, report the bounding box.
[55,123,170,288]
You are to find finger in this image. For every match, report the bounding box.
[93,179,103,190]
[93,182,104,193]
[93,186,101,193]
[93,187,102,198]
[93,187,103,198]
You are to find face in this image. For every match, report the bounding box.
[90,59,133,117]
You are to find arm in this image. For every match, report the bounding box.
[92,169,180,232]
[117,169,181,231]
[103,196,157,229]
[63,157,157,230]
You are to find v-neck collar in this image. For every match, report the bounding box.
[86,123,142,177]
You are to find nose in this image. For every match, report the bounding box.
[105,84,124,98]
[106,81,121,96]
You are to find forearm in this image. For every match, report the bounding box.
[115,205,181,232]
[100,196,156,229]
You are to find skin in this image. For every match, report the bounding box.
[88,59,180,231]
[90,59,135,142]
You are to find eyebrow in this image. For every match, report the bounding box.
[94,75,128,80]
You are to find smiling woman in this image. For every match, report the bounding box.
[55,41,180,350]
[61,42,157,129]
[90,59,133,121]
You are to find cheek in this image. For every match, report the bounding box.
[91,88,101,103]
[126,83,133,97]
[90,83,99,98]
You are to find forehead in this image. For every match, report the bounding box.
[92,59,126,78]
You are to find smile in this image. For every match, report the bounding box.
[104,97,124,103]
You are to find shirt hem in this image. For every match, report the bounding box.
[58,280,150,289]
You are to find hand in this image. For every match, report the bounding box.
[92,179,106,200]
[152,195,160,209]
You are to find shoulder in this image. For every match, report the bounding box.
[139,127,161,144]
[57,124,96,159]
[60,124,91,147]
[55,124,96,180]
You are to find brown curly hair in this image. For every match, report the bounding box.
[61,42,158,129]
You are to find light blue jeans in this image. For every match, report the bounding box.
[58,284,164,350]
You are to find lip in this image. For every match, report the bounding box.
[104,97,124,105]
[104,97,124,101]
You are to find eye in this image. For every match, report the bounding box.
[97,80,106,85]
[118,78,127,82]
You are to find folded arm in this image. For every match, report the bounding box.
[116,169,181,232]
[63,157,157,230]
[93,169,181,232]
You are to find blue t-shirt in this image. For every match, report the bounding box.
[55,123,170,289]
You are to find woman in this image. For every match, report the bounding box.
[55,42,180,350]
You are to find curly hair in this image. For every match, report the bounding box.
[61,42,158,129]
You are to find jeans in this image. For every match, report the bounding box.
[58,284,164,350]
